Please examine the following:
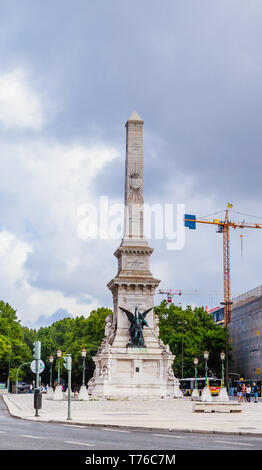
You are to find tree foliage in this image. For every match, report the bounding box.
[0,301,32,385]
[31,307,112,387]
[156,301,230,379]
[0,297,230,389]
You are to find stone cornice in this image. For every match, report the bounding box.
[114,246,154,257]
[107,276,160,290]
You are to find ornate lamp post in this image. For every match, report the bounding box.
[193,357,199,390]
[7,345,11,393]
[178,320,188,379]
[49,356,54,389]
[220,351,225,387]
[204,350,209,386]
[79,348,89,400]
[57,349,62,387]
[81,349,86,386]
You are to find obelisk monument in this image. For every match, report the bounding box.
[88,111,181,398]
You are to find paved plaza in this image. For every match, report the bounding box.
[3,393,262,436]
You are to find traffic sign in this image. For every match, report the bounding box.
[63,354,72,371]
[30,360,45,374]
[33,341,41,360]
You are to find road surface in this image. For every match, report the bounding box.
[0,396,261,451]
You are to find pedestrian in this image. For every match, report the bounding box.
[29,383,33,394]
[252,383,259,403]
[241,383,246,402]
[246,384,251,402]
[237,381,242,403]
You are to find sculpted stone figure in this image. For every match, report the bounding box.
[153,315,172,355]
[167,366,175,381]
[98,315,116,353]
[100,365,109,378]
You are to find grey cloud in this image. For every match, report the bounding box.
[0,0,262,325]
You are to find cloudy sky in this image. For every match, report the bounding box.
[0,0,262,327]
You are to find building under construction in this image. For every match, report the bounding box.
[210,286,262,382]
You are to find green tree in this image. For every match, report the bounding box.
[155,301,230,379]
[0,301,32,386]
[33,307,113,387]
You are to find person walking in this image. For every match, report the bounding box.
[241,383,247,402]
[252,383,259,403]
[246,384,251,402]
[237,381,242,403]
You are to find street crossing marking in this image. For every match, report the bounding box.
[153,434,184,439]
[101,428,130,433]
[64,440,95,447]
[19,434,44,439]
[216,440,253,447]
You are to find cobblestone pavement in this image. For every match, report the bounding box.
[3,393,262,436]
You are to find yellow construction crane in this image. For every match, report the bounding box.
[185,204,262,327]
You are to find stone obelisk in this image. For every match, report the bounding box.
[88,111,181,399]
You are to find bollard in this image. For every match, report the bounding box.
[34,387,42,417]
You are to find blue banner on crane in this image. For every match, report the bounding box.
[184,214,196,229]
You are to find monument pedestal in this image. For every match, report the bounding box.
[88,346,180,399]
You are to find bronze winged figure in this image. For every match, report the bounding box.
[119,305,153,348]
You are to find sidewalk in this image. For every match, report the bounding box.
[3,393,262,436]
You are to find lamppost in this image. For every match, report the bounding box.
[178,320,188,379]
[204,350,209,386]
[57,349,62,387]
[15,362,31,394]
[193,357,199,390]
[49,356,54,389]
[7,344,23,392]
[81,349,86,387]
[220,351,225,387]
[7,345,11,393]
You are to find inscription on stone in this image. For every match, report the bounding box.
[126,259,146,269]
[129,143,141,153]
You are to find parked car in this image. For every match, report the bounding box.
[17,381,31,393]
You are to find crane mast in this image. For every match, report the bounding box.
[223,209,231,327]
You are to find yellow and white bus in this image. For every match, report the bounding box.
[179,377,222,396]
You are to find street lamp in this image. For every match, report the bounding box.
[57,349,62,387]
[7,345,11,393]
[49,356,54,389]
[220,351,225,387]
[7,344,23,392]
[81,348,87,387]
[204,350,209,386]
[178,320,188,379]
[193,357,199,390]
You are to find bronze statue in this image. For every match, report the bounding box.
[119,305,153,348]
